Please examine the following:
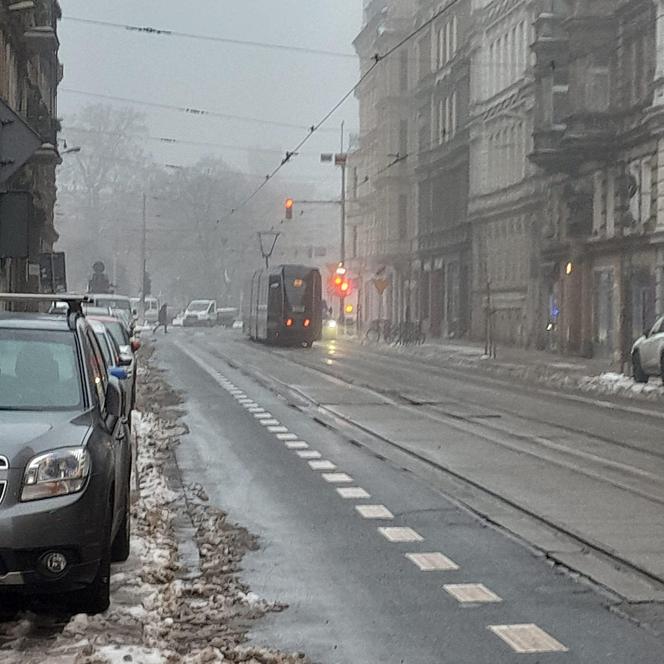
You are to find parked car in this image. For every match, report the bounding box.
[184,299,217,327]
[87,314,140,411]
[130,296,159,325]
[632,315,664,383]
[89,319,134,425]
[0,294,131,613]
[217,307,238,328]
[89,295,135,334]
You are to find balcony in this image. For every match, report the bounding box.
[531,113,617,174]
[560,112,617,160]
[530,126,566,171]
[23,26,59,53]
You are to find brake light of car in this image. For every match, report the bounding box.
[303,319,311,328]
[285,318,294,327]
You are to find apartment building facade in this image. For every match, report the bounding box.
[350,0,664,363]
[531,0,664,363]
[414,0,472,339]
[348,0,418,324]
[467,0,542,347]
[0,0,62,294]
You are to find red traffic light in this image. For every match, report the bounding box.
[285,198,294,220]
[328,271,353,298]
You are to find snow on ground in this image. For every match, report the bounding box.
[360,338,664,403]
[0,349,309,664]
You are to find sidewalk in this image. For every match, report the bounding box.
[349,334,664,403]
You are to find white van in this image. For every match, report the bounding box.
[184,300,217,327]
[129,296,159,324]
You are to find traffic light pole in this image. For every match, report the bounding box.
[140,192,147,325]
[339,157,347,324]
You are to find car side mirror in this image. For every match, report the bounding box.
[131,339,141,352]
[118,353,133,367]
[110,366,128,380]
[105,380,122,428]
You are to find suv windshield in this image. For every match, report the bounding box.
[95,298,130,311]
[188,302,210,312]
[0,329,83,410]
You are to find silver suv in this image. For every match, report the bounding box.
[632,315,664,384]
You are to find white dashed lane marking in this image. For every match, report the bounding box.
[254,413,272,419]
[260,419,280,426]
[488,624,568,654]
[444,584,502,604]
[248,407,264,413]
[322,473,354,483]
[405,553,459,571]
[286,441,309,449]
[308,460,337,471]
[337,487,371,499]
[379,527,424,543]
[355,505,394,519]
[296,450,321,459]
[276,433,299,440]
[267,425,288,433]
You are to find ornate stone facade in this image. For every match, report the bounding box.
[0,0,62,294]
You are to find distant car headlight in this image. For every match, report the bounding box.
[21,448,91,502]
[327,319,338,329]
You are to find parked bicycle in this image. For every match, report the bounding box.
[364,319,425,346]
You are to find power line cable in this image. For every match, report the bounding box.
[60,88,342,134]
[63,16,357,59]
[62,124,319,157]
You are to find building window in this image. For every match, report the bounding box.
[438,27,444,69]
[444,96,451,142]
[400,50,408,92]
[438,98,445,144]
[398,194,408,240]
[445,21,451,64]
[399,119,408,157]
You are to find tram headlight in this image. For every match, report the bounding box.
[326,319,337,329]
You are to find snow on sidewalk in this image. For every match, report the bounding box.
[357,338,664,403]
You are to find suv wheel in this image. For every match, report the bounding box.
[633,351,648,383]
[111,479,131,563]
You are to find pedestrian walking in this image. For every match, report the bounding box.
[153,303,169,334]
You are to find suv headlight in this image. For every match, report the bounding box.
[21,448,91,502]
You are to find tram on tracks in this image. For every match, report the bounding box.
[247,264,323,347]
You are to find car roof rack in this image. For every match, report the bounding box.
[0,294,92,329]
[0,293,91,312]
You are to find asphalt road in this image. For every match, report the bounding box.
[154,328,664,663]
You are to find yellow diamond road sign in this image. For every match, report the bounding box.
[373,278,389,295]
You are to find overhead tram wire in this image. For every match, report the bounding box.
[60,89,341,134]
[62,125,323,157]
[63,16,357,60]
[63,16,521,68]
[220,0,463,222]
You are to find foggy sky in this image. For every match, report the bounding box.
[57,0,362,197]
